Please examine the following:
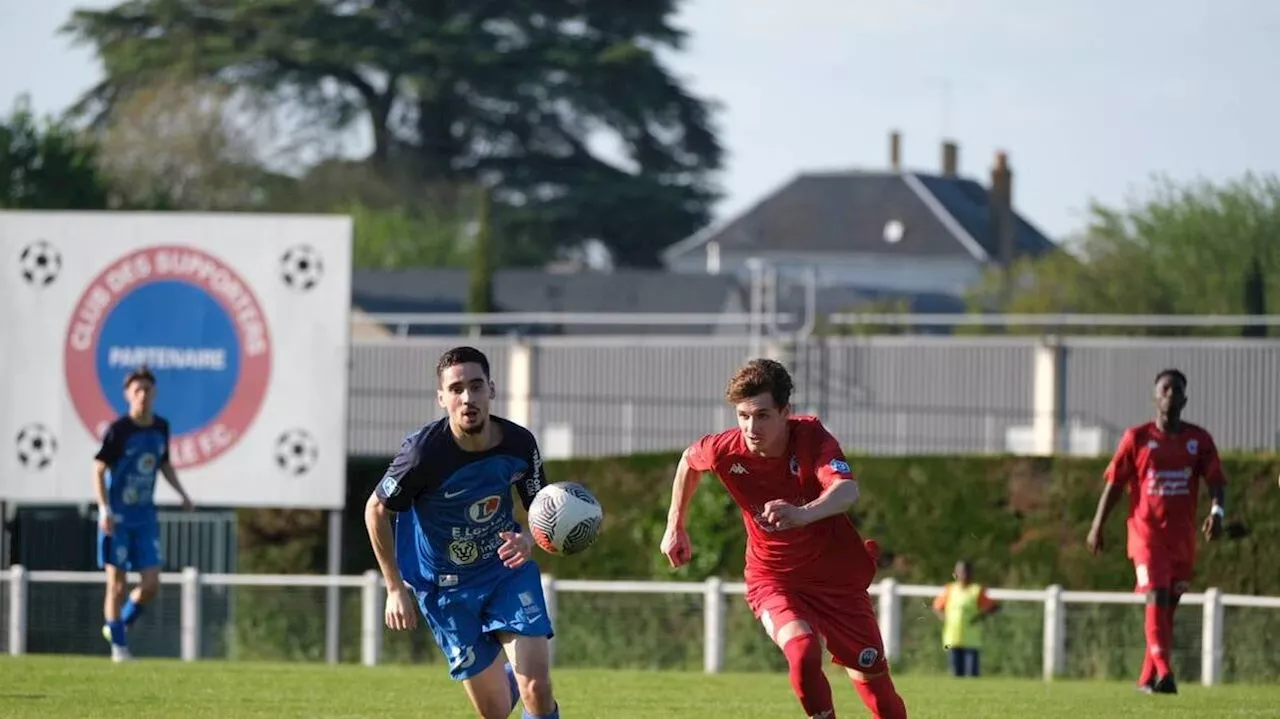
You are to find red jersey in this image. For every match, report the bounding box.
[1104,421,1225,558]
[686,416,874,585]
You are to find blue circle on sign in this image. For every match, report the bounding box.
[96,280,242,435]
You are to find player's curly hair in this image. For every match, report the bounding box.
[725,358,793,409]
[1155,368,1187,388]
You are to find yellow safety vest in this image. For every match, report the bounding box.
[941,582,986,649]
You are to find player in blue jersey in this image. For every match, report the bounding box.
[92,365,194,662]
[365,347,560,719]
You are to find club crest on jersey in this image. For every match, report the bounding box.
[468,495,502,524]
[1187,439,1198,454]
[857,647,879,668]
[136,453,156,474]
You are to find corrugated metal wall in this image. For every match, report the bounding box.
[343,334,1280,457]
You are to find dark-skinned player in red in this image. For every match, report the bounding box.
[1087,368,1227,695]
[660,359,907,719]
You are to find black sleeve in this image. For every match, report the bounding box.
[158,419,172,466]
[94,423,124,466]
[513,430,547,511]
[374,434,435,512]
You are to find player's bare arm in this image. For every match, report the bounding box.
[159,461,194,511]
[1202,475,1226,541]
[92,459,113,532]
[1087,481,1124,554]
[764,478,860,530]
[660,446,703,568]
[363,492,416,630]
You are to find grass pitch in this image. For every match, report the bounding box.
[1,655,1277,718]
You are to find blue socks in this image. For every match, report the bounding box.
[121,598,145,627]
[522,708,559,719]
[107,620,126,646]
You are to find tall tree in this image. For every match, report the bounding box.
[967,174,1280,336]
[64,0,724,266]
[0,95,111,209]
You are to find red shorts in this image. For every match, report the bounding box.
[1130,547,1195,594]
[745,577,887,674]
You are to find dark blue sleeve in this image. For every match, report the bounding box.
[375,434,435,512]
[158,419,172,466]
[94,422,124,466]
[513,430,546,511]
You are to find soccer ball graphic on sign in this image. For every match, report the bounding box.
[275,429,319,475]
[280,244,324,291]
[527,482,603,555]
[15,423,57,470]
[18,240,62,287]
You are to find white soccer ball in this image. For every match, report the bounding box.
[275,429,319,475]
[280,244,324,291]
[528,482,604,555]
[15,423,57,470]
[19,240,62,287]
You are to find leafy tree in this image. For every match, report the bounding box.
[346,200,475,270]
[967,174,1280,336]
[64,0,724,266]
[0,95,110,209]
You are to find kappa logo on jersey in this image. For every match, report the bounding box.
[829,459,851,475]
[730,463,748,475]
[468,495,502,524]
[64,246,271,470]
[1187,439,1198,454]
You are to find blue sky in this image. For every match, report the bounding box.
[3,0,1278,243]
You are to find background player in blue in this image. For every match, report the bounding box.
[92,365,195,662]
[365,347,560,719]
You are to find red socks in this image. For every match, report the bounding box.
[783,634,835,718]
[852,673,908,719]
[1144,603,1173,678]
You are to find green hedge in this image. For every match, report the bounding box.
[229,453,1280,681]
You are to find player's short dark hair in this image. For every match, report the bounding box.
[123,365,156,389]
[436,346,491,382]
[726,358,793,409]
[1154,368,1187,388]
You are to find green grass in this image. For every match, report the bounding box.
[1,655,1278,718]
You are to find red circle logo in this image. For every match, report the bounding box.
[63,245,272,470]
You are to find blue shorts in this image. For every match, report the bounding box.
[415,562,555,681]
[98,522,164,571]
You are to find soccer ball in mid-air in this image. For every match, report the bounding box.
[280,244,324,291]
[15,423,57,470]
[19,240,62,287]
[275,429,319,475]
[528,482,604,555]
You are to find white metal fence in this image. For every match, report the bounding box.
[4,566,1278,684]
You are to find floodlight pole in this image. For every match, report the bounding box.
[325,508,343,664]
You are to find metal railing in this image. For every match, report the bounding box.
[5,566,1278,684]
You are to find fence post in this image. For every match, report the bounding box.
[8,565,26,656]
[361,570,383,667]
[180,567,201,661]
[541,574,558,666]
[703,577,725,674]
[876,578,900,663]
[1201,587,1224,687]
[1042,584,1065,680]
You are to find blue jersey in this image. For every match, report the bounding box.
[94,416,171,527]
[375,416,545,590]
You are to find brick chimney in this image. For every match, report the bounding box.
[941,141,958,176]
[889,130,902,172]
[990,151,1015,267]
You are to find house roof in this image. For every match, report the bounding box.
[662,170,1057,264]
[351,268,747,335]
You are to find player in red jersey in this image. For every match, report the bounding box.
[1087,368,1227,695]
[661,359,908,719]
